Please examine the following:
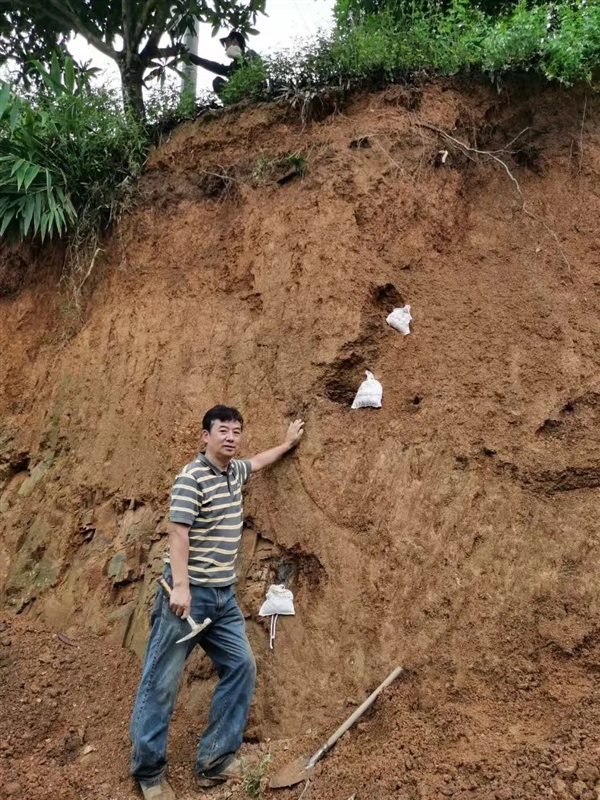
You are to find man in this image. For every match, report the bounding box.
[188,30,260,96]
[130,406,304,800]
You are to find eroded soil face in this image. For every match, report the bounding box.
[3,79,600,799]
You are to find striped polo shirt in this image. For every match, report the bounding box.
[165,453,252,587]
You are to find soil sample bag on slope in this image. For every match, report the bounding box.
[259,585,295,617]
[259,585,295,650]
[351,370,383,409]
[386,305,412,335]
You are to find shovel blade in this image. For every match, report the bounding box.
[269,756,313,789]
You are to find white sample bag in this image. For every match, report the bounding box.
[259,584,295,617]
[351,370,383,410]
[259,584,295,650]
[386,305,413,335]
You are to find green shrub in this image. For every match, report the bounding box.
[217,0,600,107]
[334,0,522,24]
[220,59,269,105]
[145,83,216,134]
[0,87,77,240]
[541,0,600,83]
[0,54,147,243]
[480,0,547,78]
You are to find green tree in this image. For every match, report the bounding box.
[0,0,266,119]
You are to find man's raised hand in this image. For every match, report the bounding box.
[285,419,305,450]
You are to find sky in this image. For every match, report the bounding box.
[68,0,335,94]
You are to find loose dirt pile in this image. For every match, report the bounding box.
[3,78,600,799]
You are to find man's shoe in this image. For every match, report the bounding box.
[140,779,176,800]
[196,755,261,789]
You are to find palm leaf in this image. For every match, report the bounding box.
[22,196,35,236]
[0,82,10,119]
[0,206,17,236]
[23,163,40,190]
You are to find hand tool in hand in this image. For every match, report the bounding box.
[159,578,212,644]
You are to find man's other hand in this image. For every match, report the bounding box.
[170,585,192,618]
[285,419,305,450]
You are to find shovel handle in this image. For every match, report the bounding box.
[308,665,403,769]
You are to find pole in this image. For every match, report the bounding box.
[181,19,198,97]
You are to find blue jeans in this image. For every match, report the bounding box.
[130,574,256,788]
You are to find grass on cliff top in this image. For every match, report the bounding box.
[220,0,600,105]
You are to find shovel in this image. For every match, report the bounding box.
[270,665,403,789]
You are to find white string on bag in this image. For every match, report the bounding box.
[386,305,412,335]
[351,370,383,409]
[259,584,295,649]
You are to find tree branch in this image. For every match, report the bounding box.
[132,0,160,48]
[44,0,117,58]
[156,43,185,59]
[140,26,162,61]
[121,0,132,63]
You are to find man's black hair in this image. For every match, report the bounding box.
[202,405,244,433]
[220,30,246,51]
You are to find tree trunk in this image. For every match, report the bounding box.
[118,60,146,121]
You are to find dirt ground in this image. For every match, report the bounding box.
[4,615,600,800]
[3,77,600,799]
